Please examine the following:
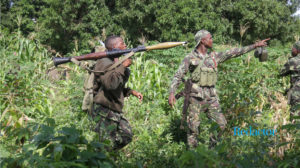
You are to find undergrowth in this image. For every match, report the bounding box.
[1,29,300,168]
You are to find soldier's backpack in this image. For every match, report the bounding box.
[71,50,135,114]
[70,58,96,113]
[82,63,96,113]
[80,46,106,113]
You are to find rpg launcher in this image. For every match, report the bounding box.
[53,41,187,66]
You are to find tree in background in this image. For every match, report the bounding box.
[0,0,15,31]
[113,0,299,45]
[6,0,47,34]
[36,0,112,54]
[2,0,300,54]
[281,0,300,14]
[222,0,298,44]
[3,0,114,54]
[112,0,233,45]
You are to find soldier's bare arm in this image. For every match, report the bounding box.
[131,90,143,102]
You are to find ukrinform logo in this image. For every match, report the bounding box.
[233,126,277,136]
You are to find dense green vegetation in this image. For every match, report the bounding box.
[1,26,300,167]
[0,29,114,167]
[1,0,300,53]
[1,0,300,167]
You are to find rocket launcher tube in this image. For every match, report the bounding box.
[53,41,187,66]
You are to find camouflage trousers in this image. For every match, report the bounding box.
[289,84,300,118]
[91,104,133,150]
[187,96,227,148]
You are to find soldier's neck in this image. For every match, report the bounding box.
[196,45,208,55]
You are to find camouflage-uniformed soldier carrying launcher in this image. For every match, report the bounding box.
[87,37,187,150]
[92,55,134,150]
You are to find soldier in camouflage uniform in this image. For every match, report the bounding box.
[280,41,300,118]
[92,36,143,150]
[168,30,269,148]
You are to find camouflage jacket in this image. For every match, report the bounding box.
[280,53,300,86]
[93,57,132,113]
[169,45,256,99]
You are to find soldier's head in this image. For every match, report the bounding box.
[195,30,213,49]
[292,41,300,57]
[104,36,127,51]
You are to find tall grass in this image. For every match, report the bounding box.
[1,30,300,167]
[0,30,114,167]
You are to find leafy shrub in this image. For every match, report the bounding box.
[3,0,299,53]
[1,29,300,168]
[1,119,113,168]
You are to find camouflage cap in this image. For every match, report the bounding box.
[194,30,211,48]
[293,41,300,51]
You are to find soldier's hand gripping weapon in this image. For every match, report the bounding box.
[53,42,187,66]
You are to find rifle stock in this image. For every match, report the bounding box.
[180,79,192,130]
[53,42,187,66]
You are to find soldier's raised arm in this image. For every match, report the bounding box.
[215,38,270,63]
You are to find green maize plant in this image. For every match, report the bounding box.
[127,52,170,100]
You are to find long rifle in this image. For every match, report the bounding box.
[53,42,187,66]
[175,79,193,130]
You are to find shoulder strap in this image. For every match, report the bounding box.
[106,51,135,70]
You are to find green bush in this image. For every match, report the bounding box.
[2,0,299,53]
[1,119,114,168]
[1,29,300,167]
[0,29,114,168]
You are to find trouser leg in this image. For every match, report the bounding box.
[206,97,227,148]
[187,97,201,149]
[93,104,133,150]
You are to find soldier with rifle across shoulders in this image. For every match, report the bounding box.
[168,30,270,148]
